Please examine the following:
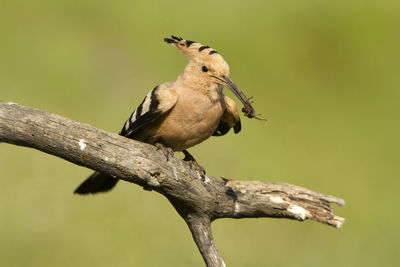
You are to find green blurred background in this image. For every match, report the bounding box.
[1,0,399,266]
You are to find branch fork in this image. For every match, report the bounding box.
[0,101,345,267]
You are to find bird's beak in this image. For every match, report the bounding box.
[214,75,257,119]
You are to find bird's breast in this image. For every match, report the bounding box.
[150,90,225,151]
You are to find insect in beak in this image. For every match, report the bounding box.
[213,75,266,120]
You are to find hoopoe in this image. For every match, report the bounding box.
[75,36,260,194]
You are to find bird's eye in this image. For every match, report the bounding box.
[202,66,208,72]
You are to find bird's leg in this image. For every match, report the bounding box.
[155,142,174,161]
[183,150,206,179]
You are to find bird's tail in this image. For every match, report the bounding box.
[74,172,119,195]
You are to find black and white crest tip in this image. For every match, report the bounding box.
[164,35,183,44]
[164,36,201,49]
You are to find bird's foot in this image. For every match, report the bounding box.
[183,150,206,180]
[155,143,174,161]
[189,160,206,180]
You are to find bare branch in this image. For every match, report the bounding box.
[0,100,345,267]
[185,215,225,267]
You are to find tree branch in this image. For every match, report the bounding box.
[0,100,345,267]
[185,215,224,267]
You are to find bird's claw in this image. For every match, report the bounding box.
[187,160,206,180]
[183,150,206,180]
[155,143,174,161]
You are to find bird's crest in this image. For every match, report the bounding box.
[164,35,265,121]
[164,35,223,64]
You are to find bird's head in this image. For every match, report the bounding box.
[164,35,261,119]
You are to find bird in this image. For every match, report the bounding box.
[74,35,259,195]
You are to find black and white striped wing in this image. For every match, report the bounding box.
[213,96,241,137]
[119,85,177,139]
[213,119,241,136]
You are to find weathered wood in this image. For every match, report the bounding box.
[0,100,345,267]
[185,215,225,267]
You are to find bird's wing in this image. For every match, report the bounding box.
[213,96,241,136]
[119,84,178,139]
